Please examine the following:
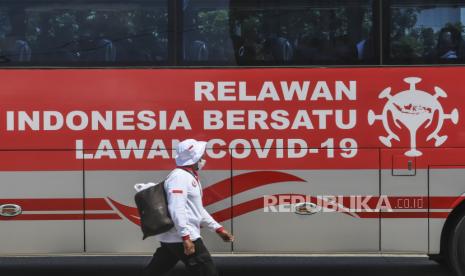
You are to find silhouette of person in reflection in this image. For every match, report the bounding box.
[435,26,464,61]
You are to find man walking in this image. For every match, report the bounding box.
[142,139,234,276]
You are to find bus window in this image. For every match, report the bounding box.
[0,1,168,66]
[181,0,376,66]
[388,0,465,64]
[0,7,31,63]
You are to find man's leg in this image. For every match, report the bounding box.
[163,239,218,276]
[142,243,179,276]
[188,239,218,276]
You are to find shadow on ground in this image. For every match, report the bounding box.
[0,256,454,276]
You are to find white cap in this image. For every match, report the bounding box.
[175,139,207,166]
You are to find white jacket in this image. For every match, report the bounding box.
[156,168,223,243]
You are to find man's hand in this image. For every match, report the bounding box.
[183,239,195,255]
[217,229,234,242]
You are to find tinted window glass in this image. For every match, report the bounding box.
[182,0,375,66]
[388,0,465,64]
[0,1,168,66]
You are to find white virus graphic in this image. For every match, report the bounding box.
[368,77,459,157]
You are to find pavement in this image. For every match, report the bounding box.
[0,256,455,276]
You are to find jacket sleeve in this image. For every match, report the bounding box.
[165,174,191,240]
[200,205,224,233]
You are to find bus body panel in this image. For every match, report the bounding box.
[231,167,379,253]
[1,68,465,254]
[429,166,465,254]
[0,152,83,254]
[381,148,428,253]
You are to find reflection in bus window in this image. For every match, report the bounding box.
[0,9,31,63]
[182,0,375,65]
[0,1,168,66]
[389,0,465,64]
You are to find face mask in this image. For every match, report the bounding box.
[198,159,207,170]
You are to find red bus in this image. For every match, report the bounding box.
[1,0,465,275]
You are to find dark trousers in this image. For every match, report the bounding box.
[142,238,218,276]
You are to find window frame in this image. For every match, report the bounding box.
[4,0,465,67]
[383,0,465,65]
[177,0,381,67]
[0,0,172,67]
